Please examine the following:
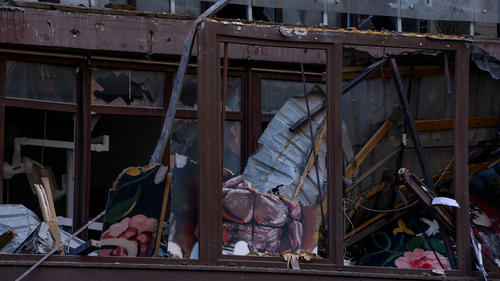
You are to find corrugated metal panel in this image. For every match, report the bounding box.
[0,204,40,253]
[242,86,327,205]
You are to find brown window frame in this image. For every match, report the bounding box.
[0,21,476,278]
[196,20,472,276]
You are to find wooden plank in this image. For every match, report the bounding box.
[153,173,171,257]
[346,120,392,179]
[292,121,327,201]
[321,120,391,215]
[34,178,63,254]
[398,115,500,132]
[398,169,455,235]
[0,229,15,250]
[324,65,456,81]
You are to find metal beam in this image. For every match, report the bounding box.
[328,43,344,266]
[290,58,389,132]
[149,0,232,164]
[389,58,457,270]
[345,146,402,194]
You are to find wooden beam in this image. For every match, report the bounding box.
[398,115,500,132]
[322,120,392,215]
[35,178,64,254]
[292,122,327,201]
[322,65,469,81]
[345,120,392,179]
[153,173,171,257]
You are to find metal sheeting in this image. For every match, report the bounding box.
[242,86,327,205]
[0,204,40,253]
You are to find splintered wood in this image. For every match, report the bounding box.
[34,178,63,254]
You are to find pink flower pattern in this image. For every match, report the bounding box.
[394,248,450,270]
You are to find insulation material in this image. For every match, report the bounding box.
[242,85,327,205]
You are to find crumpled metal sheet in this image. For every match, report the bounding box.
[242,86,327,205]
[471,46,500,80]
[0,204,40,253]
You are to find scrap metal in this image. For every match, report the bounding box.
[390,58,457,269]
[290,57,389,132]
[398,168,455,235]
[14,209,106,281]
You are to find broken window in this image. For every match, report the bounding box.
[166,119,240,259]
[2,107,77,253]
[223,76,327,258]
[6,61,76,103]
[261,79,325,114]
[91,68,164,108]
[176,73,241,111]
[170,119,241,174]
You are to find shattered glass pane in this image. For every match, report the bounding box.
[91,68,164,108]
[5,61,76,104]
[261,79,326,114]
[170,119,241,174]
[168,119,241,258]
[176,74,241,111]
[176,74,198,110]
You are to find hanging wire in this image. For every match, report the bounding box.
[342,198,418,213]
[434,158,454,187]
[343,199,355,243]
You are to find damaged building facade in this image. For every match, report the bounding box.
[1,0,500,280]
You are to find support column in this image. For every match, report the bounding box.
[455,44,472,276]
[327,43,344,265]
[73,62,91,240]
[198,23,222,265]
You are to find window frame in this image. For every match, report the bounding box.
[0,21,474,278]
[196,20,471,276]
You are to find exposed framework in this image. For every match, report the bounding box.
[0,20,478,281]
[196,20,471,276]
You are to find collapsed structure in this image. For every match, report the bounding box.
[1,1,500,280]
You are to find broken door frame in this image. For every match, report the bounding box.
[197,20,471,276]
